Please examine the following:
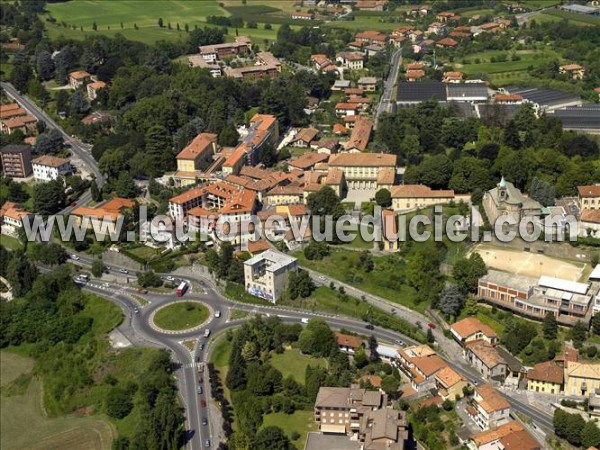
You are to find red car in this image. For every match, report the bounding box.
[198,377,203,384]
[428,322,436,329]
[201,399,207,408]
[70,201,77,207]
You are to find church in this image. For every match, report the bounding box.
[483,177,543,224]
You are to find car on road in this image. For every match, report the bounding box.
[138,288,148,294]
[198,377,203,384]
[301,318,309,324]
[197,386,203,395]
[203,329,211,338]
[133,307,140,314]
[199,343,204,351]
[318,275,327,281]
[119,268,129,274]
[70,201,77,207]
[202,418,208,426]
[365,324,375,330]
[71,254,80,261]
[215,310,221,318]
[428,322,436,329]
[204,439,211,448]
[165,276,174,281]
[201,399,206,408]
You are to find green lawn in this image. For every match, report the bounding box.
[125,245,160,262]
[153,301,209,331]
[1,351,116,450]
[269,348,327,384]
[210,338,232,403]
[520,0,559,9]
[325,16,407,32]
[542,8,600,26]
[262,410,315,449]
[0,235,23,251]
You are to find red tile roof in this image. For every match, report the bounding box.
[176,133,217,160]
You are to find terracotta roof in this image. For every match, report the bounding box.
[345,116,373,151]
[292,127,319,144]
[500,430,541,450]
[377,167,395,185]
[335,332,363,349]
[560,64,583,71]
[219,189,256,215]
[329,152,396,168]
[578,185,600,198]
[451,317,497,340]
[71,197,134,222]
[32,155,70,168]
[449,31,470,37]
[223,143,250,169]
[594,87,600,93]
[0,107,26,120]
[69,70,90,80]
[406,69,425,79]
[466,341,505,369]
[527,361,564,385]
[394,26,414,35]
[333,123,348,134]
[286,204,307,216]
[239,166,273,180]
[335,103,359,110]
[169,187,205,205]
[566,361,600,380]
[0,201,29,221]
[418,396,443,408]
[555,346,579,363]
[495,93,523,101]
[356,31,387,42]
[436,37,459,47]
[326,168,344,185]
[289,152,329,171]
[472,421,524,446]
[434,366,465,388]
[0,103,20,113]
[265,183,304,197]
[247,239,271,255]
[382,209,397,238]
[176,133,217,160]
[88,81,106,90]
[250,113,277,132]
[475,384,510,413]
[444,71,463,79]
[581,209,600,225]
[405,63,424,70]
[391,184,454,199]
[360,374,382,388]
[4,115,37,128]
[412,354,447,377]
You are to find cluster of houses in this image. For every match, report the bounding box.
[189,36,282,80]
[0,103,38,136]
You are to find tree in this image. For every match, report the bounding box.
[528,177,555,207]
[158,17,164,27]
[502,319,538,354]
[70,90,90,116]
[28,243,67,265]
[503,120,521,149]
[253,426,293,450]
[55,90,69,114]
[10,62,32,92]
[91,259,104,278]
[36,50,55,81]
[452,253,487,294]
[368,335,379,362]
[381,375,400,398]
[226,344,247,391]
[357,251,374,273]
[593,313,600,336]
[114,171,138,198]
[305,364,327,402]
[542,312,558,340]
[34,129,64,154]
[137,271,163,288]
[303,240,329,261]
[258,144,278,168]
[91,180,102,202]
[582,420,600,449]
[375,188,391,208]
[92,21,98,31]
[439,285,463,319]
[570,321,588,348]
[298,319,337,357]
[6,252,37,297]
[33,179,66,215]
[287,269,314,300]
[105,385,134,419]
[427,328,435,343]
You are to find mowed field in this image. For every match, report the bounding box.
[43,0,300,44]
[472,244,587,281]
[0,351,116,450]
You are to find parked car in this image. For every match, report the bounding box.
[197,386,203,395]
[204,439,211,448]
[428,322,436,329]
[119,268,129,274]
[202,418,208,426]
[201,399,206,408]
[71,254,80,261]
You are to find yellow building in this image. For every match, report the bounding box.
[434,366,468,400]
[526,361,564,394]
[328,153,397,190]
[565,361,600,396]
[391,184,455,211]
[174,133,218,186]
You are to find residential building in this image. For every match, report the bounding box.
[359,408,408,450]
[336,332,363,354]
[427,22,447,35]
[469,385,510,430]
[256,52,282,72]
[450,317,498,347]
[560,63,586,80]
[495,93,523,105]
[469,421,540,450]
[381,209,399,252]
[527,361,564,394]
[465,341,508,382]
[329,153,397,190]
[0,201,30,236]
[314,386,385,434]
[443,71,464,83]
[589,390,600,417]
[581,209,600,238]
[579,185,600,210]
[291,11,314,20]
[70,198,135,229]
[396,344,448,393]
[355,0,388,11]
[437,11,459,22]
[290,127,319,148]
[173,133,218,186]
[199,36,250,62]
[224,65,279,80]
[482,177,543,224]
[565,360,600,396]
[0,144,32,178]
[311,54,334,71]
[358,77,378,92]
[355,31,387,47]
[69,70,91,89]
[188,55,222,77]
[336,52,364,70]
[344,116,373,152]
[87,81,106,100]
[406,70,425,82]
[335,103,359,117]
[1,114,37,135]
[436,37,459,48]
[391,184,454,210]
[434,366,468,400]
[243,250,297,303]
[31,155,72,182]
[0,103,27,129]
[263,184,305,206]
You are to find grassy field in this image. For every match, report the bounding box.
[125,245,161,262]
[153,301,209,331]
[521,0,559,9]
[542,8,600,26]
[0,235,23,250]
[210,337,232,403]
[262,410,315,449]
[43,0,299,45]
[1,351,116,450]
[269,348,327,384]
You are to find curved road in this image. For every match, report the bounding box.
[70,258,554,450]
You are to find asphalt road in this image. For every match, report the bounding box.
[67,255,555,450]
[0,81,105,188]
[374,47,402,129]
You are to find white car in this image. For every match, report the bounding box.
[318,275,327,281]
[166,276,174,282]
[119,268,129,274]
[71,254,80,261]
[215,310,221,318]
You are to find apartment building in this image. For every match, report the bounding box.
[256,51,282,72]
[1,144,33,177]
[31,155,72,182]
[469,421,541,450]
[314,386,384,434]
[173,133,218,186]
[0,201,30,236]
[199,36,250,62]
[355,31,388,47]
[390,184,455,210]
[559,64,585,80]
[465,340,508,382]
[224,65,279,80]
[396,344,448,393]
[450,317,498,347]
[336,52,364,70]
[359,408,408,450]
[565,361,600,396]
[469,385,511,430]
[344,116,373,152]
[243,250,298,303]
[70,198,135,229]
[579,184,600,210]
[263,184,305,206]
[1,114,37,135]
[168,187,205,221]
[526,361,564,394]
[328,153,397,190]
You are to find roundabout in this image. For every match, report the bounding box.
[150,300,211,334]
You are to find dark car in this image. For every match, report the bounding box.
[365,324,374,330]
[70,201,77,207]
[198,377,203,384]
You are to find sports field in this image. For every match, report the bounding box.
[1,352,115,450]
[472,244,587,281]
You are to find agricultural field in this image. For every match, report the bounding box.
[1,351,116,450]
[324,16,407,32]
[43,0,300,45]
